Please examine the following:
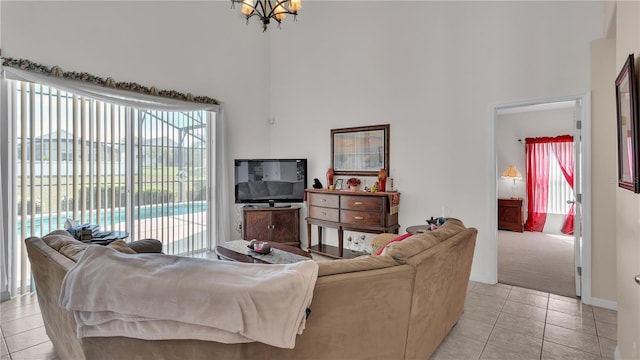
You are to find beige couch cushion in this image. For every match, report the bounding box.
[108,240,137,254]
[383,218,468,264]
[128,239,163,253]
[42,230,90,262]
[317,255,398,276]
[41,230,80,250]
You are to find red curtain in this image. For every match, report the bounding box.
[524,138,550,232]
[524,135,574,233]
[550,136,575,235]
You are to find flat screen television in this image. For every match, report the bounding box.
[234,158,308,207]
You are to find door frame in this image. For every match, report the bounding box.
[489,93,592,304]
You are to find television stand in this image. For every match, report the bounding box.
[241,206,300,247]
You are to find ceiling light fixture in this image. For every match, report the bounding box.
[231,0,302,32]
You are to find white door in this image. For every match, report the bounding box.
[573,100,583,297]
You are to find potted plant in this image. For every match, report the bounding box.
[346,177,361,191]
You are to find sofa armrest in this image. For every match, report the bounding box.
[371,233,400,255]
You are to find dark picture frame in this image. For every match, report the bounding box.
[615,54,640,193]
[331,124,390,176]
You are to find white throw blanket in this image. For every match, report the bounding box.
[59,246,318,349]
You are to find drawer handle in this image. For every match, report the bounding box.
[354,201,364,205]
[354,216,364,220]
[321,211,327,216]
[321,199,327,202]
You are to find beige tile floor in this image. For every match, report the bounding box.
[1,281,617,360]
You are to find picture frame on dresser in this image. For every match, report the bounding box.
[331,124,390,176]
[615,53,640,193]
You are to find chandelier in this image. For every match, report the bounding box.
[231,0,302,32]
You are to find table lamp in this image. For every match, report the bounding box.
[502,165,522,199]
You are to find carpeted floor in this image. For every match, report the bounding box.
[498,230,576,298]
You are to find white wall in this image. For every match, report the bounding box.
[270,1,603,283]
[590,38,618,306]
[0,0,273,236]
[1,1,607,288]
[613,1,640,358]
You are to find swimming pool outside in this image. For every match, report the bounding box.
[16,202,207,238]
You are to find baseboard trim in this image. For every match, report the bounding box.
[588,296,617,310]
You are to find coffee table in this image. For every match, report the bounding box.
[215,240,312,264]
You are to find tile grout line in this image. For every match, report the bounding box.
[475,285,510,360]
[539,292,550,360]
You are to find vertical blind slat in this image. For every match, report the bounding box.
[19,83,27,293]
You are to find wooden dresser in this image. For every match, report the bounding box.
[305,189,400,259]
[497,198,524,232]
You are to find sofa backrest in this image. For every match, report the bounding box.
[381,218,468,264]
[402,222,477,359]
[25,235,87,360]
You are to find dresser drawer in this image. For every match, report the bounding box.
[340,210,382,227]
[308,193,340,208]
[309,206,340,222]
[341,195,382,211]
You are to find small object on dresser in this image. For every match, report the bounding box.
[312,178,323,189]
[378,168,387,192]
[387,178,395,192]
[346,177,361,191]
[326,168,334,188]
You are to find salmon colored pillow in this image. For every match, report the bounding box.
[376,233,413,256]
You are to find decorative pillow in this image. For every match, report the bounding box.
[376,233,413,256]
[41,230,80,251]
[128,238,163,253]
[58,241,90,262]
[107,240,136,254]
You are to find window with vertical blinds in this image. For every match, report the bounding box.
[8,80,212,294]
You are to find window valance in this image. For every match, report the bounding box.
[1,57,220,112]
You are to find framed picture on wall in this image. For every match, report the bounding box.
[331,124,390,176]
[615,53,640,193]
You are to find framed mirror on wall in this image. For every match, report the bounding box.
[331,124,390,176]
[615,53,640,193]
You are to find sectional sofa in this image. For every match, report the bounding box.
[25,218,477,359]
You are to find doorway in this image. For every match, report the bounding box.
[490,94,592,302]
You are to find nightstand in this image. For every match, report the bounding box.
[498,198,524,232]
